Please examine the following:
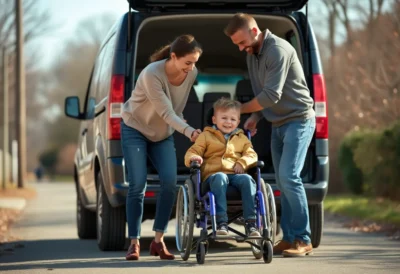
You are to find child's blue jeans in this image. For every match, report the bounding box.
[204,172,257,223]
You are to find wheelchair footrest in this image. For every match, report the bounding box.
[211,235,264,242]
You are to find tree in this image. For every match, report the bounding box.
[38,13,116,171]
[0,0,53,172]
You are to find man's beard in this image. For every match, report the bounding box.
[245,40,259,55]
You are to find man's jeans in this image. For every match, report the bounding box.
[205,172,257,223]
[121,122,177,239]
[271,117,316,245]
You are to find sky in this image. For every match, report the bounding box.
[30,0,129,68]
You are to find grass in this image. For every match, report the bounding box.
[324,194,400,226]
[51,174,74,182]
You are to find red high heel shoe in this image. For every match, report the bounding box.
[149,240,175,260]
[126,244,140,260]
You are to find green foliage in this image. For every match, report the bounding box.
[338,120,400,200]
[338,130,366,194]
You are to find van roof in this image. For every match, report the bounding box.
[127,0,308,12]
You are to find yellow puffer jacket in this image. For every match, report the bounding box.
[184,126,258,182]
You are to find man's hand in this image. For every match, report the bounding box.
[190,129,202,142]
[244,117,258,137]
[234,162,245,174]
[190,155,203,165]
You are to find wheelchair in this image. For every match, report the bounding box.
[175,109,277,264]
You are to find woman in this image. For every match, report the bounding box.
[121,34,202,261]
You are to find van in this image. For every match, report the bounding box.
[65,0,328,251]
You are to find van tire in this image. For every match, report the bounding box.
[309,203,323,248]
[96,173,126,251]
[77,187,97,239]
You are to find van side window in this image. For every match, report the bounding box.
[86,48,106,118]
[96,34,116,101]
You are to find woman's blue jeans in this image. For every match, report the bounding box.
[271,117,316,245]
[121,122,177,239]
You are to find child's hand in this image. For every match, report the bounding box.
[190,156,203,165]
[234,163,245,174]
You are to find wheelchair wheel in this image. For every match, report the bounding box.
[264,181,277,245]
[196,241,206,264]
[175,179,195,261]
[251,179,269,260]
[262,240,273,264]
[251,242,263,260]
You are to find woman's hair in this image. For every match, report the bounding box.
[149,34,203,62]
[213,97,242,114]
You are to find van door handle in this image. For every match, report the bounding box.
[82,128,88,136]
[95,106,106,117]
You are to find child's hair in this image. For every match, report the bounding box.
[213,97,242,114]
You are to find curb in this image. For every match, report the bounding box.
[0,198,27,211]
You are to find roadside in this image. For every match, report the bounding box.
[0,184,37,244]
[324,194,400,241]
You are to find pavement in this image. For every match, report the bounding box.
[1,182,400,274]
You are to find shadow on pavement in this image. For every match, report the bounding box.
[0,236,263,271]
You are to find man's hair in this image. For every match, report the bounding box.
[224,13,256,36]
[213,97,241,114]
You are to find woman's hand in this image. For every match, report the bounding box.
[190,129,202,142]
[234,163,245,174]
[190,155,203,165]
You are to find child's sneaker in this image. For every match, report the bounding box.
[245,220,260,237]
[216,222,229,235]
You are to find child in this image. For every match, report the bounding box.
[184,97,259,236]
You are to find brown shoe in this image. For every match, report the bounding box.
[273,240,292,255]
[149,240,175,260]
[126,244,140,260]
[282,240,313,257]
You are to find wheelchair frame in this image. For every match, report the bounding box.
[175,159,277,264]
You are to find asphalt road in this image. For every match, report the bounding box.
[0,182,399,274]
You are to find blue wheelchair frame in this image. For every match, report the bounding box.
[176,130,275,264]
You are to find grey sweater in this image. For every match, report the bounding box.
[247,30,315,126]
[121,59,197,142]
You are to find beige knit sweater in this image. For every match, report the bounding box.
[122,59,197,142]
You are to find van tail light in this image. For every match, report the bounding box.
[313,74,328,139]
[107,75,125,140]
[145,191,156,198]
[273,190,281,197]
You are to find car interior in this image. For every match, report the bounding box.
[133,14,308,177]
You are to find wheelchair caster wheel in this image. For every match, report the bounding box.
[262,240,273,264]
[196,242,206,264]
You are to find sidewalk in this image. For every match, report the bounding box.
[0,184,36,244]
[0,198,26,211]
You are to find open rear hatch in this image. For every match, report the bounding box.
[127,0,307,12]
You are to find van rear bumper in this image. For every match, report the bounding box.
[111,156,329,206]
[271,156,329,205]
[112,174,188,205]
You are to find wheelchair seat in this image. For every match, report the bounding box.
[199,177,244,201]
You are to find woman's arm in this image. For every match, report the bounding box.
[140,69,195,139]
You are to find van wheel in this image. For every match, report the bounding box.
[96,173,126,251]
[77,187,96,239]
[309,203,323,248]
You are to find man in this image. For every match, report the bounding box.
[224,13,316,257]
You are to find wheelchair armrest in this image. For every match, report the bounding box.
[247,161,264,176]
